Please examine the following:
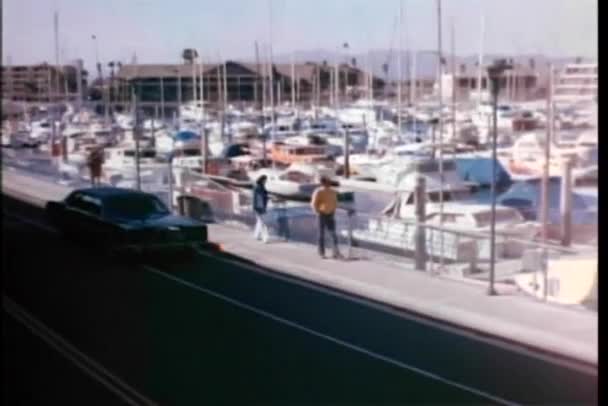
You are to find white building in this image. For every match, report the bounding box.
[553,63,598,103]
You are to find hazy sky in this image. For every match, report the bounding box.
[3,0,597,74]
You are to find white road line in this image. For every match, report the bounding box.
[143,265,520,406]
[3,211,57,234]
[193,247,597,376]
[4,208,596,376]
[3,296,157,406]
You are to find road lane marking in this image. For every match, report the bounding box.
[193,247,598,376]
[3,211,58,234]
[3,296,158,406]
[4,208,598,377]
[143,265,520,406]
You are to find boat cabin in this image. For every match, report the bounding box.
[270,142,330,165]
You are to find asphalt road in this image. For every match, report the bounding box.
[1,194,598,405]
[3,311,131,406]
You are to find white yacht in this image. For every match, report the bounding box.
[349,187,540,262]
[248,162,335,201]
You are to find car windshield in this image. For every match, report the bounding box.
[104,194,170,220]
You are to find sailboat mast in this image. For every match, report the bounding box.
[397,0,403,137]
[369,51,374,103]
[477,14,484,104]
[192,53,197,108]
[291,52,296,107]
[199,55,204,108]
[223,60,228,110]
[411,50,417,133]
[334,50,340,110]
[451,18,456,145]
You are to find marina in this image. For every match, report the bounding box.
[1,0,598,403]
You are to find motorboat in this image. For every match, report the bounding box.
[514,255,597,307]
[102,145,167,185]
[500,132,596,180]
[348,186,540,262]
[248,162,331,201]
[269,141,330,166]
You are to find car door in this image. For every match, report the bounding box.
[64,194,104,243]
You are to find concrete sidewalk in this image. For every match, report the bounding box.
[1,168,598,366]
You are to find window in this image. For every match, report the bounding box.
[67,193,102,216]
[104,194,169,220]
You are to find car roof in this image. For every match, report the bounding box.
[74,187,154,200]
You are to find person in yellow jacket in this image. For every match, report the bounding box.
[311,176,342,259]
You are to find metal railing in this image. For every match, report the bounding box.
[173,169,594,275]
[3,157,597,305]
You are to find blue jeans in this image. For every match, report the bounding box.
[318,213,339,257]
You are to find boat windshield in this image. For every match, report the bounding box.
[124,150,157,158]
[414,160,456,173]
[104,194,169,220]
[473,209,522,227]
[280,171,314,183]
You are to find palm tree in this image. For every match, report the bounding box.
[182,48,199,64]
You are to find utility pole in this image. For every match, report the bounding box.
[192,51,198,105]
[415,176,427,271]
[133,84,142,191]
[540,64,554,301]
[560,158,572,247]
[436,0,445,272]
[487,59,512,296]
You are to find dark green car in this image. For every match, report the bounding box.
[46,187,217,256]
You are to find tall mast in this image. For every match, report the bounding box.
[291,52,296,108]
[215,52,222,107]
[203,54,205,110]
[54,10,60,103]
[334,50,340,110]
[267,0,276,169]
[477,13,485,105]
[222,59,228,110]
[397,0,403,137]
[369,51,374,103]
[411,50,417,133]
[451,18,456,144]
[259,43,266,114]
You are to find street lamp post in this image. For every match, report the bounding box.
[91,35,103,115]
[487,59,512,296]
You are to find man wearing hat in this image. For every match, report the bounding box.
[311,176,342,259]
